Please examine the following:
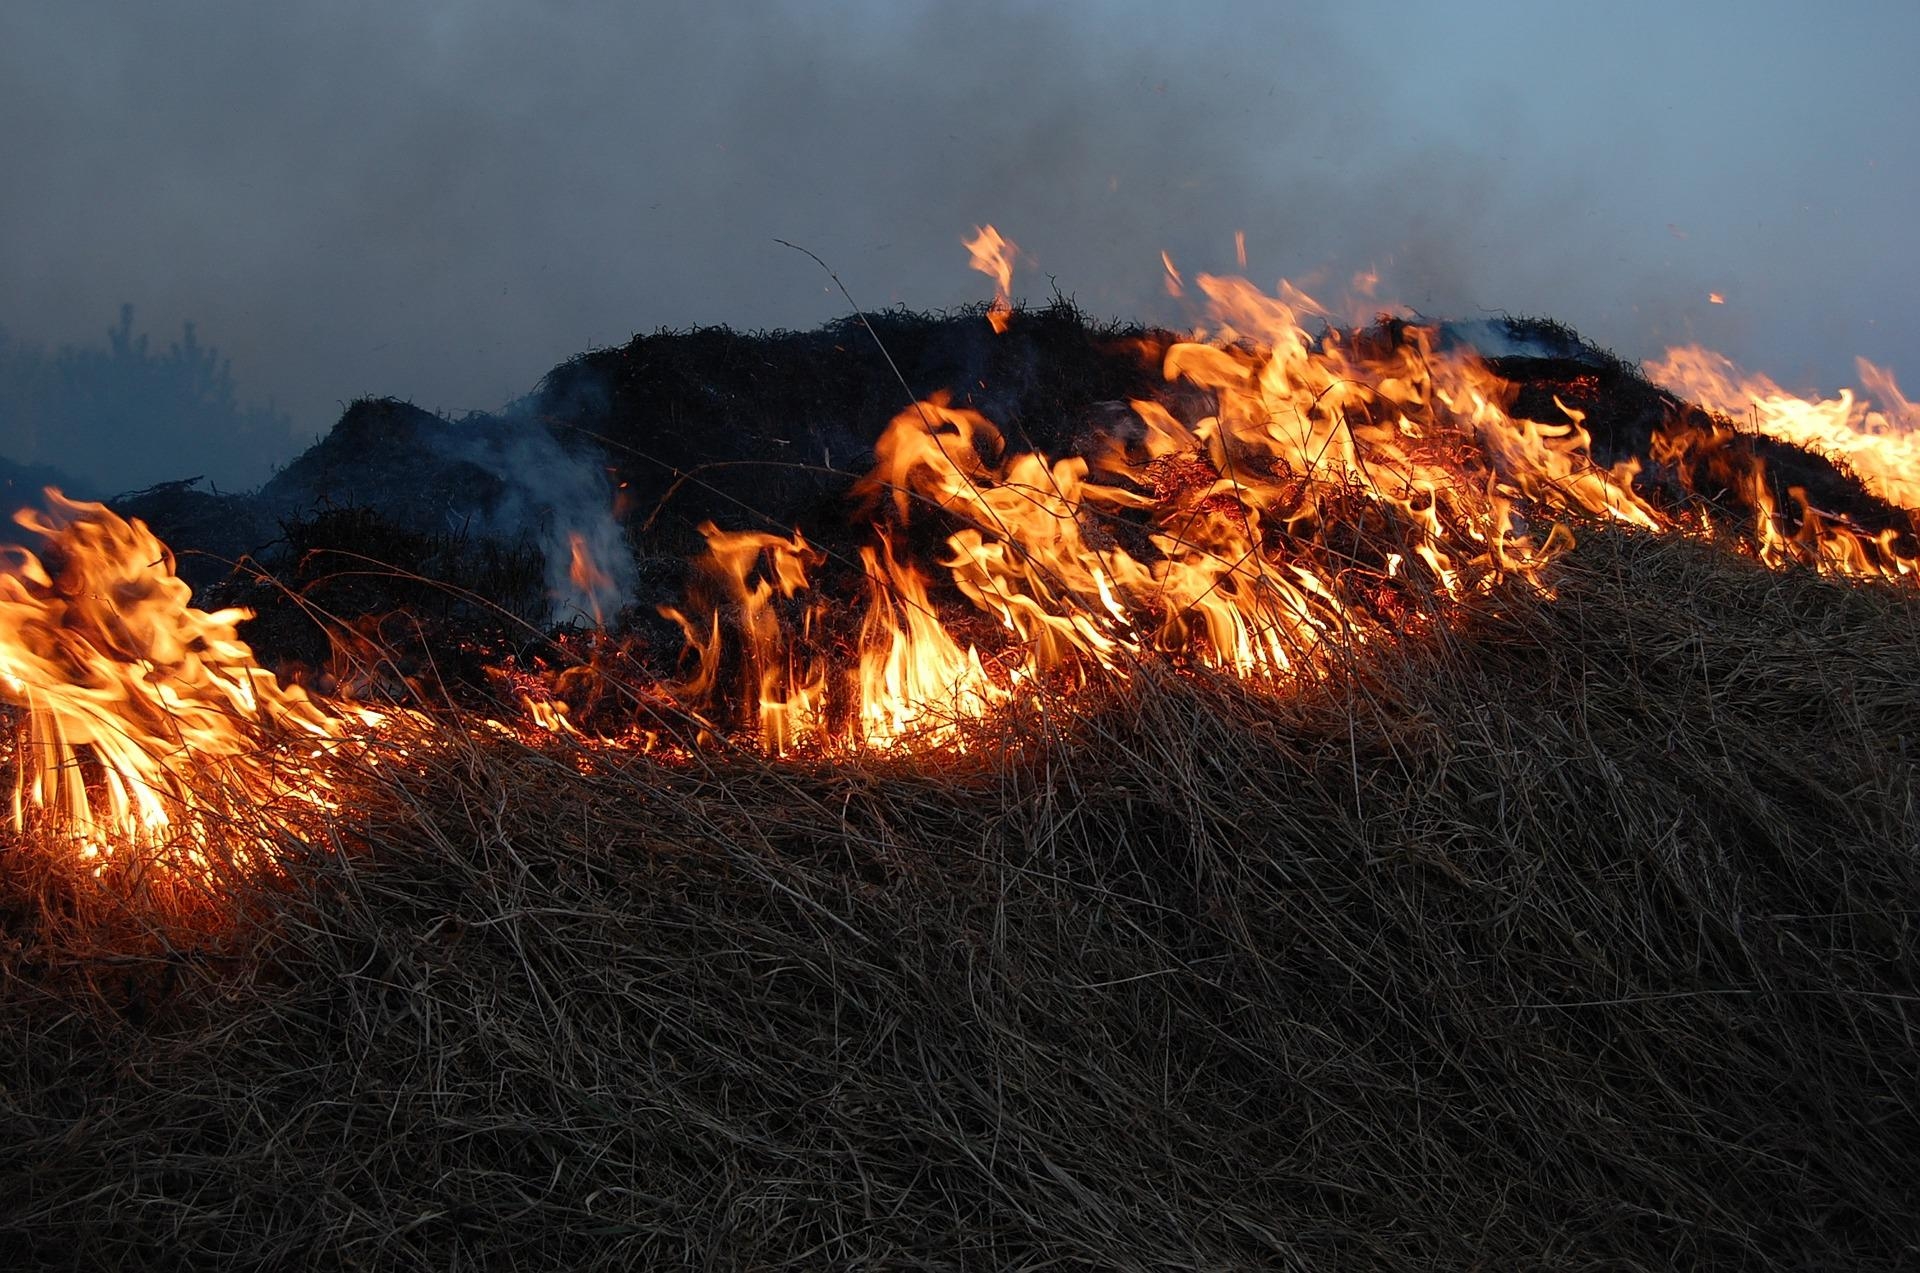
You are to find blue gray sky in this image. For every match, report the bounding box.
[2,0,1915,490]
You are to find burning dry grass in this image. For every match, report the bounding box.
[4,529,1920,1269]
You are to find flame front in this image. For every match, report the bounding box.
[650,254,1920,753]
[1650,346,1920,511]
[12,238,1920,899]
[654,271,1741,751]
[0,492,378,889]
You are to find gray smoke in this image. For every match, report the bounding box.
[1,1,1915,494]
[439,421,633,626]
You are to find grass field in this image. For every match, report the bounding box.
[4,528,1919,1270]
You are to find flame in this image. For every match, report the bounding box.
[1161,250,1184,298]
[1649,346,1920,511]
[15,236,1920,901]
[655,268,1703,750]
[965,224,1017,334]
[567,531,615,627]
[854,530,1006,748]
[0,492,382,890]
[651,246,1920,753]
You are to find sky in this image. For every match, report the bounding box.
[2,0,1916,491]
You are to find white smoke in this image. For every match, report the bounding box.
[439,422,632,626]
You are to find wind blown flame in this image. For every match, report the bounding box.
[1650,346,1920,511]
[7,235,1920,900]
[0,492,383,892]
[965,224,1018,334]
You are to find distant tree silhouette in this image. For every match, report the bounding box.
[0,305,293,495]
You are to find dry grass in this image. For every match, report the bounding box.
[3,529,1919,1270]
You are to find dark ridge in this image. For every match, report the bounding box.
[260,397,514,533]
[75,306,1917,684]
[530,298,1169,559]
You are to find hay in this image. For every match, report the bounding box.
[4,530,1919,1269]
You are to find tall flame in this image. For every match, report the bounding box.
[965,224,1017,334]
[567,531,615,627]
[0,492,378,888]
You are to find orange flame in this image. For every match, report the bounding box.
[650,239,1920,753]
[567,531,615,627]
[965,224,1017,334]
[656,267,1709,751]
[0,492,384,891]
[1649,346,1920,511]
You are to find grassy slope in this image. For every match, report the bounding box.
[3,530,1919,1270]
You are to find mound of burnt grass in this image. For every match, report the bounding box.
[529,298,1174,560]
[199,503,556,701]
[85,304,1915,716]
[4,528,1918,1270]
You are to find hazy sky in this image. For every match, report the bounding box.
[3,0,1916,489]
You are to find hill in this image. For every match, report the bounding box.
[3,303,1917,1268]
[4,529,1917,1268]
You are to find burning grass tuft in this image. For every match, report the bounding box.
[3,528,1918,1268]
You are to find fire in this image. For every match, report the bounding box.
[0,492,383,892]
[1649,346,1920,511]
[567,531,615,627]
[647,250,1920,753]
[653,270,1688,751]
[11,230,1920,900]
[964,224,1017,334]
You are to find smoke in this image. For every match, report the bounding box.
[1,1,1915,493]
[436,420,633,626]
